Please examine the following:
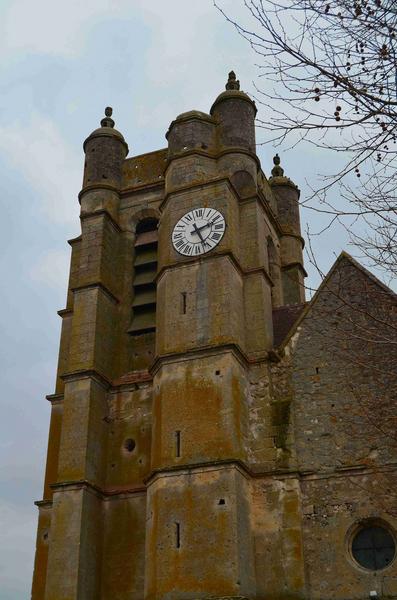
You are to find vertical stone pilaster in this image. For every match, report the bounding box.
[44,487,103,600]
[31,503,52,600]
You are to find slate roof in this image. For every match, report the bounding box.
[272,303,307,348]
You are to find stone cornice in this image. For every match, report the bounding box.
[150,342,269,377]
[163,146,260,176]
[279,230,306,248]
[269,175,300,194]
[145,459,251,487]
[57,308,73,318]
[36,462,397,505]
[281,261,308,278]
[166,111,215,135]
[146,459,397,487]
[67,235,82,246]
[45,393,64,405]
[159,169,263,213]
[79,208,121,233]
[78,183,120,203]
[210,88,257,115]
[34,500,53,508]
[49,479,146,501]
[71,281,120,304]
[156,250,274,289]
[150,343,249,375]
[61,368,112,390]
[159,174,232,211]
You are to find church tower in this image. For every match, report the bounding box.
[32,73,307,600]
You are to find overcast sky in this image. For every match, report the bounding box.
[0,1,388,598]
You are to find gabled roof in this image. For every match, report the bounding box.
[276,251,397,351]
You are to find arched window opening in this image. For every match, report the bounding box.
[130,218,158,335]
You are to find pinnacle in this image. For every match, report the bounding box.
[271,153,285,177]
[101,106,115,128]
[225,70,240,91]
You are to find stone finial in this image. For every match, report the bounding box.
[101,106,115,128]
[271,153,284,177]
[226,71,240,91]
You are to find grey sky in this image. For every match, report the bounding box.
[0,1,382,598]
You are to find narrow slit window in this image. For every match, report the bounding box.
[175,430,181,458]
[181,292,187,314]
[175,522,181,548]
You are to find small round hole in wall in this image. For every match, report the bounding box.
[215,370,221,376]
[42,531,49,541]
[124,438,136,453]
[218,498,226,505]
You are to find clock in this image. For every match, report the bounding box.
[172,207,226,256]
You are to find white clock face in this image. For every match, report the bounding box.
[172,207,226,256]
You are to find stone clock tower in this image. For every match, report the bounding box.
[31,71,305,600]
[32,72,397,600]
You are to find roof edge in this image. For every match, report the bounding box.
[277,251,396,352]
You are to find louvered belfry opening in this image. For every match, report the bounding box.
[130,218,158,335]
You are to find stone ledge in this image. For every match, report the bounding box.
[190,597,251,600]
[71,281,120,304]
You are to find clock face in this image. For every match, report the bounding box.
[172,207,226,256]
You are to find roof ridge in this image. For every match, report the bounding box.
[338,251,397,299]
[277,251,396,351]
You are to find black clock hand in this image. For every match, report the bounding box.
[191,222,205,243]
[195,222,212,233]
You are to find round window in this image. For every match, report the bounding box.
[352,525,395,571]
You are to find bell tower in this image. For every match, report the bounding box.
[145,71,267,599]
[32,73,306,600]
